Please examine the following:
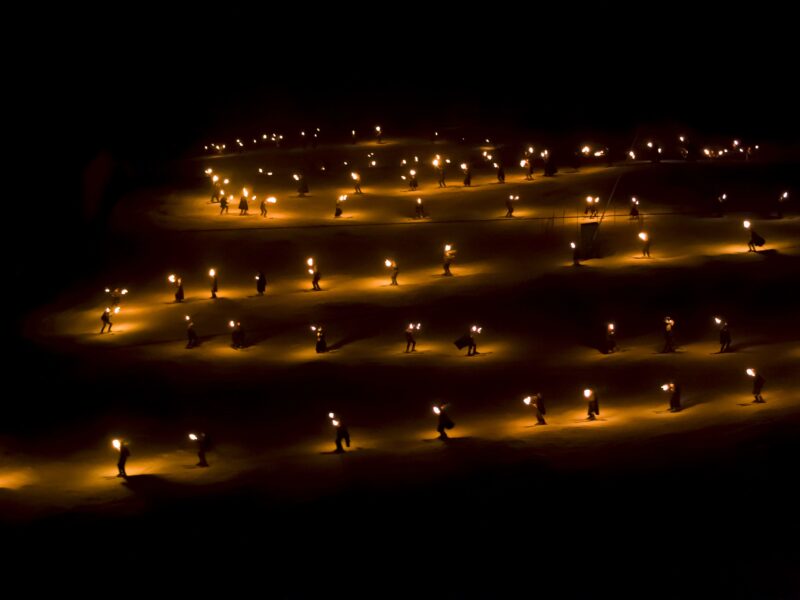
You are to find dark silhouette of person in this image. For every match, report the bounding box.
[747,228,765,252]
[605,326,617,354]
[256,271,267,295]
[629,203,639,220]
[669,383,682,412]
[110,288,122,306]
[505,197,515,217]
[100,309,113,333]
[210,273,218,299]
[572,243,580,266]
[353,176,362,194]
[116,441,130,477]
[219,195,229,214]
[526,393,547,425]
[435,404,454,440]
[231,322,245,349]
[719,321,732,353]
[463,168,472,187]
[442,246,456,276]
[388,261,399,285]
[586,390,600,420]
[750,371,766,403]
[186,319,199,348]
[335,199,343,218]
[496,165,505,183]
[405,324,418,353]
[464,328,480,356]
[238,195,248,215]
[315,327,327,353]
[409,172,418,191]
[525,158,534,180]
[192,433,211,467]
[414,198,426,219]
[297,177,309,197]
[662,317,676,353]
[260,197,268,217]
[310,264,321,291]
[331,415,350,452]
[437,165,446,188]
[543,155,557,177]
[174,278,184,303]
[641,235,651,258]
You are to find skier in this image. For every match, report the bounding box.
[662,317,676,353]
[307,259,321,291]
[584,389,600,420]
[405,322,420,353]
[313,325,327,353]
[256,271,267,296]
[716,318,732,353]
[524,394,547,425]
[219,195,229,214]
[185,316,199,348]
[605,323,617,354]
[230,321,244,349]
[190,432,211,467]
[442,244,456,276]
[414,198,426,219]
[662,382,682,412]
[385,259,399,285]
[329,413,350,453]
[209,269,218,299]
[113,439,130,478]
[100,308,113,333]
[434,403,455,440]
[747,368,766,403]
[639,232,651,257]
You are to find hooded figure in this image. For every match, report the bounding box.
[435,404,455,440]
[256,271,267,295]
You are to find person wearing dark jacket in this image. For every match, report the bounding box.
[313,326,327,353]
[434,404,454,440]
[584,389,599,420]
[385,259,399,285]
[662,382,682,412]
[745,221,765,252]
[604,323,617,354]
[256,271,267,295]
[496,164,505,183]
[747,369,766,403]
[442,244,456,276]
[409,170,419,191]
[209,269,218,299]
[662,317,676,353]
[524,393,547,425]
[230,321,244,349]
[716,318,732,353]
[170,275,185,303]
[185,316,199,348]
[414,197,426,219]
[219,195,229,214]
[405,323,419,353]
[238,195,249,215]
[114,439,130,478]
[190,432,211,467]
[505,195,517,217]
[462,164,472,187]
[100,308,113,333]
[329,413,350,452]
[454,326,480,356]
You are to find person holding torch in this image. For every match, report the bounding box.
[189,432,211,467]
[312,325,327,353]
[230,320,245,349]
[307,258,321,291]
[442,244,456,276]
[661,382,682,412]
[185,315,199,348]
[169,274,184,303]
[505,195,518,218]
[238,189,249,215]
[746,368,766,403]
[744,220,765,252]
[523,394,547,425]
[113,439,130,478]
[256,271,267,296]
[385,259,399,286]
[434,158,446,188]
[414,197,426,219]
[461,163,472,187]
[100,307,118,333]
[294,173,309,197]
[639,232,651,258]
[219,194,229,214]
[662,316,676,353]
[405,322,420,353]
[209,268,218,299]
[329,413,350,453]
[335,194,346,218]
[584,388,600,421]
[715,317,732,353]
[408,169,419,191]
[351,172,362,194]
[434,403,455,440]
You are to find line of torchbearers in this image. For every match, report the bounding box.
[110,368,770,472]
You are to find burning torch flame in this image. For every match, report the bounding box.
[112,439,121,451]
[209,268,216,277]
[746,368,756,377]
[433,406,441,415]
[385,259,393,267]
[743,220,751,229]
[639,232,649,241]
[523,396,532,406]
[189,433,198,441]
[583,389,592,398]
